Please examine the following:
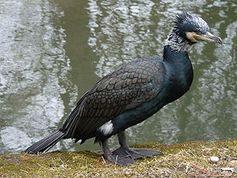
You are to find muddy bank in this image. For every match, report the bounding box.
[0,140,236,177]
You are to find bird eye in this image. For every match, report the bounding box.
[194,30,202,35]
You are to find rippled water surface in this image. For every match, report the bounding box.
[0,0,236,153]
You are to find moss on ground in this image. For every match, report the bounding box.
[0,140,237,177]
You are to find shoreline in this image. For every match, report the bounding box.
[1,139,236,177]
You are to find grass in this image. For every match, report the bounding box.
[0,140,236,177]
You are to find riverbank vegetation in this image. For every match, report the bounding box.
[1,140,236,177]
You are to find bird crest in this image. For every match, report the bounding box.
[174,11,209,35]
[175,11,192,27]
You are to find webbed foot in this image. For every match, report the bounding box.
[130,147,163,158]
[101,131,163,166]
[113,147,162,160]
[104,147,162,166]
[103,151,134,166]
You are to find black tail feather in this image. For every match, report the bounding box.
[25,131,65,154]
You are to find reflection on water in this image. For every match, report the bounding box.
[0,0,236,153]
[88,0,163,77]
[0,0,77,153]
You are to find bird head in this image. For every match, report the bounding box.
[174,12,222,45]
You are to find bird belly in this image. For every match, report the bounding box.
[111,95,166,134]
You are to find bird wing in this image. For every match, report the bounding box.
[62,58,165,139]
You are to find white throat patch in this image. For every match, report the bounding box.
[165,30,192,52]
[98,120,113,135]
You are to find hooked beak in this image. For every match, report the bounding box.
[186,31,223,44]
[201,32,223,44]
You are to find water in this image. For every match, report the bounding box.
[0,0,236,153]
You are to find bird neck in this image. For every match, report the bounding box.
[163,45,192,74]
[163,45,189,63]
[162,45,193,102]
[164,28,193,52]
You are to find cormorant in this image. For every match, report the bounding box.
[25,12,222,165]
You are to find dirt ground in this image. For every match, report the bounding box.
[0,140,236,177]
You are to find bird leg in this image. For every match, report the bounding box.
[112,131,163,161]
[102,139,134,166]
[102,131,162,166]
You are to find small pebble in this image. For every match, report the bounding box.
[221,167,235,173]
[210,156,219,163]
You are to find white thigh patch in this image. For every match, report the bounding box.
[98,121,113,135]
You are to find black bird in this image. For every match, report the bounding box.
[25,12,222,165]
